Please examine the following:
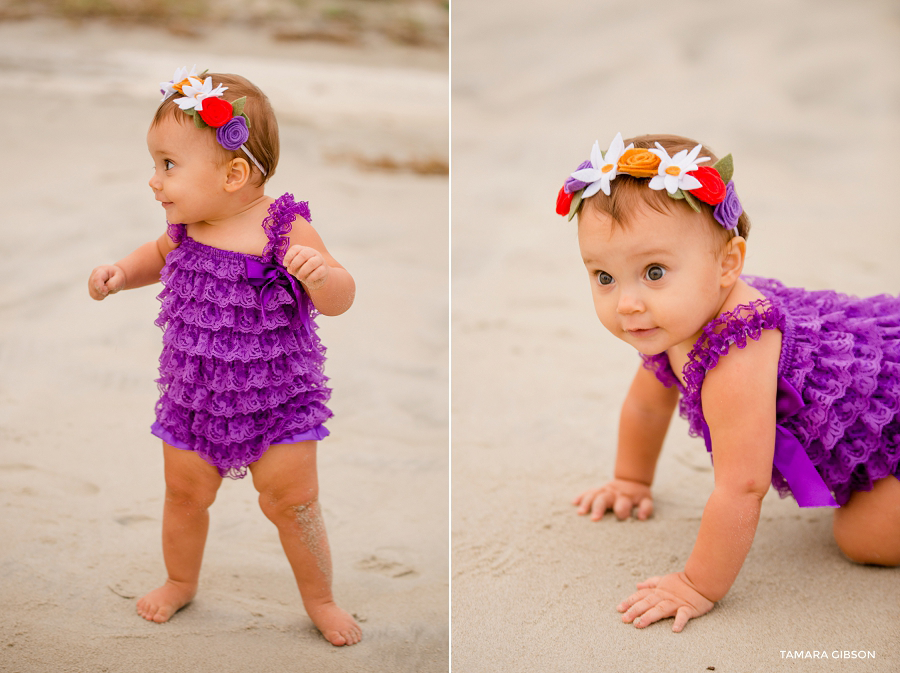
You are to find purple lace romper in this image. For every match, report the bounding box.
[642,276,900,507]
[150,193,332,478]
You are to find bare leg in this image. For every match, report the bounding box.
[137,442,222,623]
[250,441,361,646]
[833,476,900,566]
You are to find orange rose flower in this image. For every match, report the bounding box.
[617,148,661,178]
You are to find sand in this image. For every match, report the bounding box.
[0,17,447,673]
[451,1,900,671]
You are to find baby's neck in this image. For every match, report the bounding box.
[184,189,276,255]
[205,188,269,227]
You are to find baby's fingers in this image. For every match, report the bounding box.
[284,245,313,274]
[572,490,613,520]
[631,600,680,630]
[282,244,301,269]
[622,594,696,632]
[282,245,306,276]
[89,266,123,300]
[590,491,616,520]
[672,606,693,633]
[613,494,637,520]
[636,496,653,521]
[617,590,655,621]
[295,257,328,289]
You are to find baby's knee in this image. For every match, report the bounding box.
[834,534,900,566]
[833,478,900,566]
[165,477,219,510]
[833,513,900,567]
[259,488,319,526]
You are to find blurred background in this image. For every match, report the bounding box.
[0,0,448,50]
[0,2,448,671]
[451,2,900,672]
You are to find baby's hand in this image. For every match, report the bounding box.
[572,479,653,521]
[88,264,126,300]
[618,572,715,633]
[284,245,329,291]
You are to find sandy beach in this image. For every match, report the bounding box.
[0,14,447,673]
[451,1,900,672]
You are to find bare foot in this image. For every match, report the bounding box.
[136,579,197,623]
[306,601,362,646]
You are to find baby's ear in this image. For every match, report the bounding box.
[223,157,251,192]
[720,235,746,286]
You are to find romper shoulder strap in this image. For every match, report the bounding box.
[166,221,187,244]
[261,193,312,264]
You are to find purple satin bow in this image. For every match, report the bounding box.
[245,258,312,336]
[771,377,838,507]
[702,377,838,508]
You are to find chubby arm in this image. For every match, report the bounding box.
[574,363,680,520]
[618,328,781,631]
[684,329,780,601]
[88,233,176,300]
[283,218,355,316]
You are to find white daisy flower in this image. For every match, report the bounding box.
[570,132,633,197]
[648,143,710,194]
[160,65,199,101]
[174,76,228,112]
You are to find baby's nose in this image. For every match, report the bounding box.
[616,289,645,314]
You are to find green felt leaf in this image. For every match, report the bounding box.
[669,189,685,200]
[183,107,196,116]
[714,154,734,183]
[241,113,251,129]
[231,96,246,117]
[682,190,702,213]
[198,69,209,78]
[567,189,583,221]
[193,111,208,129]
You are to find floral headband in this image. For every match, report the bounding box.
[556,132,742,229]
[160,66,267,176]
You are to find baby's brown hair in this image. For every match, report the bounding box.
[581,134,751,243]
[152,73,279,186]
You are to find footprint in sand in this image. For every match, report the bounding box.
[356,554,418,578]
[0,463,100,496]
[114,514,155,526]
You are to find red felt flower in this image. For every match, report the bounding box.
[556,186,574,216]
[198,96,234,128]
[686,166,726,205]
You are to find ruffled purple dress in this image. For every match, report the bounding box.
[151,193,332,478]
[642,276,900,507]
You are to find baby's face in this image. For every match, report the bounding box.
[577,204,728,356]
[147,115,230,226]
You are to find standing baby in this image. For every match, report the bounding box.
[88,67,360,646]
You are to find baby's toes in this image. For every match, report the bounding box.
[343,626,362,645]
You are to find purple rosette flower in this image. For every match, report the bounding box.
[714,180,743,230]
[563,160,593,194]
[216,115,249,151]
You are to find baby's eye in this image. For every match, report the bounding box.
[164,159,175,171]
[596,271,614,286]
[645,265,666,282]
